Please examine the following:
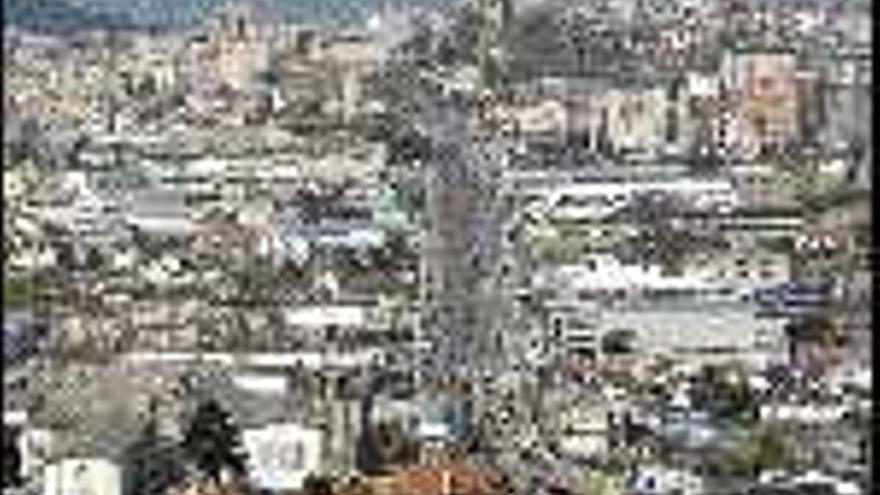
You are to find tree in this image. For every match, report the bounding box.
[3,276,35,311]
[355,418,417,475]
[443,6,486,65]
[689,365,756,422]
[180,399,248,484]
[4,117,43,167]
[618,192,728,276]
[301,474,335,495]
[788,314,839,347]
[600,329,638,355]
[86,246,105,272]
[397,17,436,67]
[580,470,622,495]
[123,400,185,495]
[724,425,794,477]
[3,426,22,489]
[785,313,841,371]
[619,193,688,275]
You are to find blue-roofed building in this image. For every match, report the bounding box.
[284,219,386,250]
[279,202,388,254]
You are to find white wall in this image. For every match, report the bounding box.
[21,428,53,481]
[43,458,121,495]
[242,423,323,492]
[597,87,668,158]
[559,404,610,459]
[598,305,787,367]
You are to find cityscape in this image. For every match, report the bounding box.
[2,1,873,495]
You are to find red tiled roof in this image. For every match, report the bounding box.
[382,462,499,495]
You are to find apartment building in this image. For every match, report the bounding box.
[587,85,669,160]
[721,50,801,156]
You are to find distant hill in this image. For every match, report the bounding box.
[3,0,451,34]
[3,0,139,34]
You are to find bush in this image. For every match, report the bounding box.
[3,276,35,310]
[301,474,335,495]
[724,426,794,477]
[180,399,248,483]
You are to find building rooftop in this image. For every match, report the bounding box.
[374,461,500,495]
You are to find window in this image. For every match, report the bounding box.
[552,317,564,339]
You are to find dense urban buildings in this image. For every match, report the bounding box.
[2,1,872,495]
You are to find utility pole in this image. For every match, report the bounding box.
[103,27,120,136]
[415,159,430,391]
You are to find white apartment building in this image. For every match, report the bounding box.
[541,177,740,222]
[721,50,801,156]
[540,248,791,366]
[587,86,669,160]
[510,98,569,142]
[546,294,788,368]
[43,458,122,495]
[242,423,324,492]
[558,400,612,460]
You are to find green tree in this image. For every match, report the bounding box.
[85,247,104,272]
[690,365,756,421]
[439,6,486,66]
[4,118,43,167]
[3,276,35,310]
[3,426,22,489]
[726,426,794,477]
[621,193,690,275]
[123,400,185,495]
[301,474,335,495]
[580,470,623,495]
[180,399,248,484]
[601,329,638,355]
[619,192,727,276]
[355,418,416,475]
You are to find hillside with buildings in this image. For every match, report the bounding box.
[2,1,872,495]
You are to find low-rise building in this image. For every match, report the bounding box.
[721,49,801,157]
[557,400,612,460]
[43,458,122,495]
[371,461,499,495]
[241,423,323,492]
[587,85,669,160]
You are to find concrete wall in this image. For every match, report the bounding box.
[43,458,122,495]
[242,423,323,492]
[597,304,788,367]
